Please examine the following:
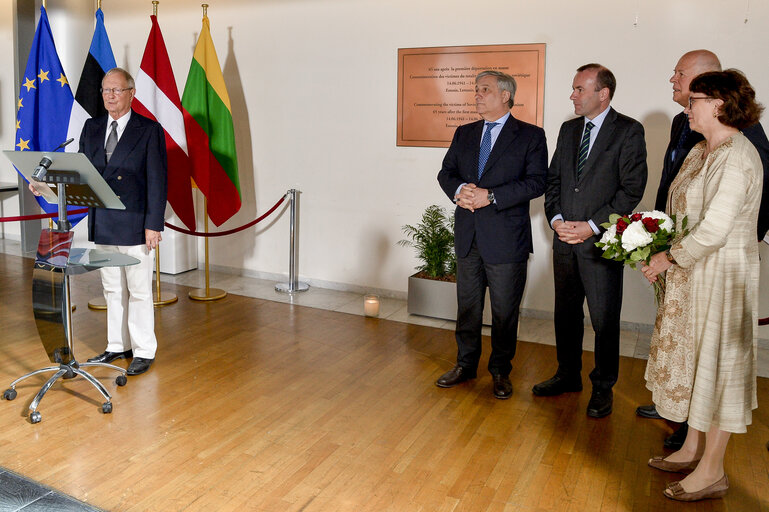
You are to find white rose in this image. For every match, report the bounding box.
[599,224,618,245]
[642,210,674,232]
[621,220,653,252]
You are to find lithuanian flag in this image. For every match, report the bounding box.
[182,14,241,226]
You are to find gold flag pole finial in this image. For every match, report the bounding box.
[152,1,158,16]
[202,4,208,17]
[97,0,101,10]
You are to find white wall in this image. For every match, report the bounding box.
[3,0,769,327]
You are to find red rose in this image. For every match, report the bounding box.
[642,217,660,233]
[630,213,643,222]
[616,219,629,234]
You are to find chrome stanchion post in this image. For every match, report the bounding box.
[276,189,309,293]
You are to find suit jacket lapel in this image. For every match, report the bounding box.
[480,116,518,178]
[103,111,141,179]
[93,118,108,173]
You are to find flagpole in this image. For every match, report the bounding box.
[189,197,226,301]
[153,1,158,16]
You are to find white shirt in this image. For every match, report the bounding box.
[104,110,132,147]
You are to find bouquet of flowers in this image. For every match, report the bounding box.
[595,210,687,303]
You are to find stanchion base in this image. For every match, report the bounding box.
[275,282,310,294]
[88,297,107,311]
[154,292,178,307]
[189,288,227,301]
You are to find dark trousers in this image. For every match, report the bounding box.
[455,241,528,376]
[552,249,623,390]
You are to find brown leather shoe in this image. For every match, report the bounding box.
[663,474,728,501]
[648,455,699,475]
[492,374,512,399]
[435,366,476,388]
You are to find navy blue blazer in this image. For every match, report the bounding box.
[81,110,168,246]
[437,115,548,264]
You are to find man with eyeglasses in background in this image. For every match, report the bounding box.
[635,49,769,450]
[80,67,167,376]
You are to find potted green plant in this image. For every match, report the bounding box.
[399,205,491,322]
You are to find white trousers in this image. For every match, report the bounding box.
[98,244,157,359]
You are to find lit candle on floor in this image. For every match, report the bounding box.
[364,294,380,317]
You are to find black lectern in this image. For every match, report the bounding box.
[2,150,137,424]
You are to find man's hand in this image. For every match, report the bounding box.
[145,229,162,251]
[554,220,594,244]
[455,183,491,212]
[28,183,41,196]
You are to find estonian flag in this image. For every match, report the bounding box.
[75,7,117,118]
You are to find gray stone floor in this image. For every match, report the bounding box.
[0,468,103,512]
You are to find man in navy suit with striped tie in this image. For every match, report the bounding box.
[535,64,647,417]
[436,70,548,399]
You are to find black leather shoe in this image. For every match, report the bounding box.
[636,404,663,419]
[587,388,613,418]
[664,422,688,450]
[87,350,133,364]
[492,374,512,399]
[126,357,154,376]
[532,374,582,396]
[436,366,476,388]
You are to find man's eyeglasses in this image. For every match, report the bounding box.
[100,87,133,96]
[688,96,713,108]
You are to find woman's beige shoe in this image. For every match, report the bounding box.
[663,474,729,502]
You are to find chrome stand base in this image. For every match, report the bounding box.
[4,360,127,424]
[275,282,310,294]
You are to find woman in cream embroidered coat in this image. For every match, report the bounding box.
[640,70,763,502]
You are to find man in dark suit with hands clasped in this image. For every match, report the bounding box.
[534,64,647,418]
[436,70,548,399]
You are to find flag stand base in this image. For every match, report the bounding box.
[88,297,107,311]
[154,292,178,306]
[188,288,227,301]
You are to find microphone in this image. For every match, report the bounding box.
[31,138,75,181]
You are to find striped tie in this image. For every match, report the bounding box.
[477,122,498,180]
[105,120,118,164]
[576,121,594,180]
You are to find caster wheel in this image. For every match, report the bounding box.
[116,375,127,386]
[30,411,41,424]
[102,402,113,414]
[3,389,16,401]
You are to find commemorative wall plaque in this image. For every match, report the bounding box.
[397,44,545,148]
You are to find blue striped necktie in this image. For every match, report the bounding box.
[478,122,498,180]
[576,121,594,180]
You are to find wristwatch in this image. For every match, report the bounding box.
[487,190,495,204]
[665,249,676,264]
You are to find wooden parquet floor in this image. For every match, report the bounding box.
[0,252,767,512]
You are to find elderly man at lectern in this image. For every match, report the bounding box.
[32,67,168,376]
[85,67,167,375]
[30,68,168,375]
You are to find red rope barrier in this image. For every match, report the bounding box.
[164,194,287,237]
[0,208,88,223]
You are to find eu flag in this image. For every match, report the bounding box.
[15,6,90,225]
